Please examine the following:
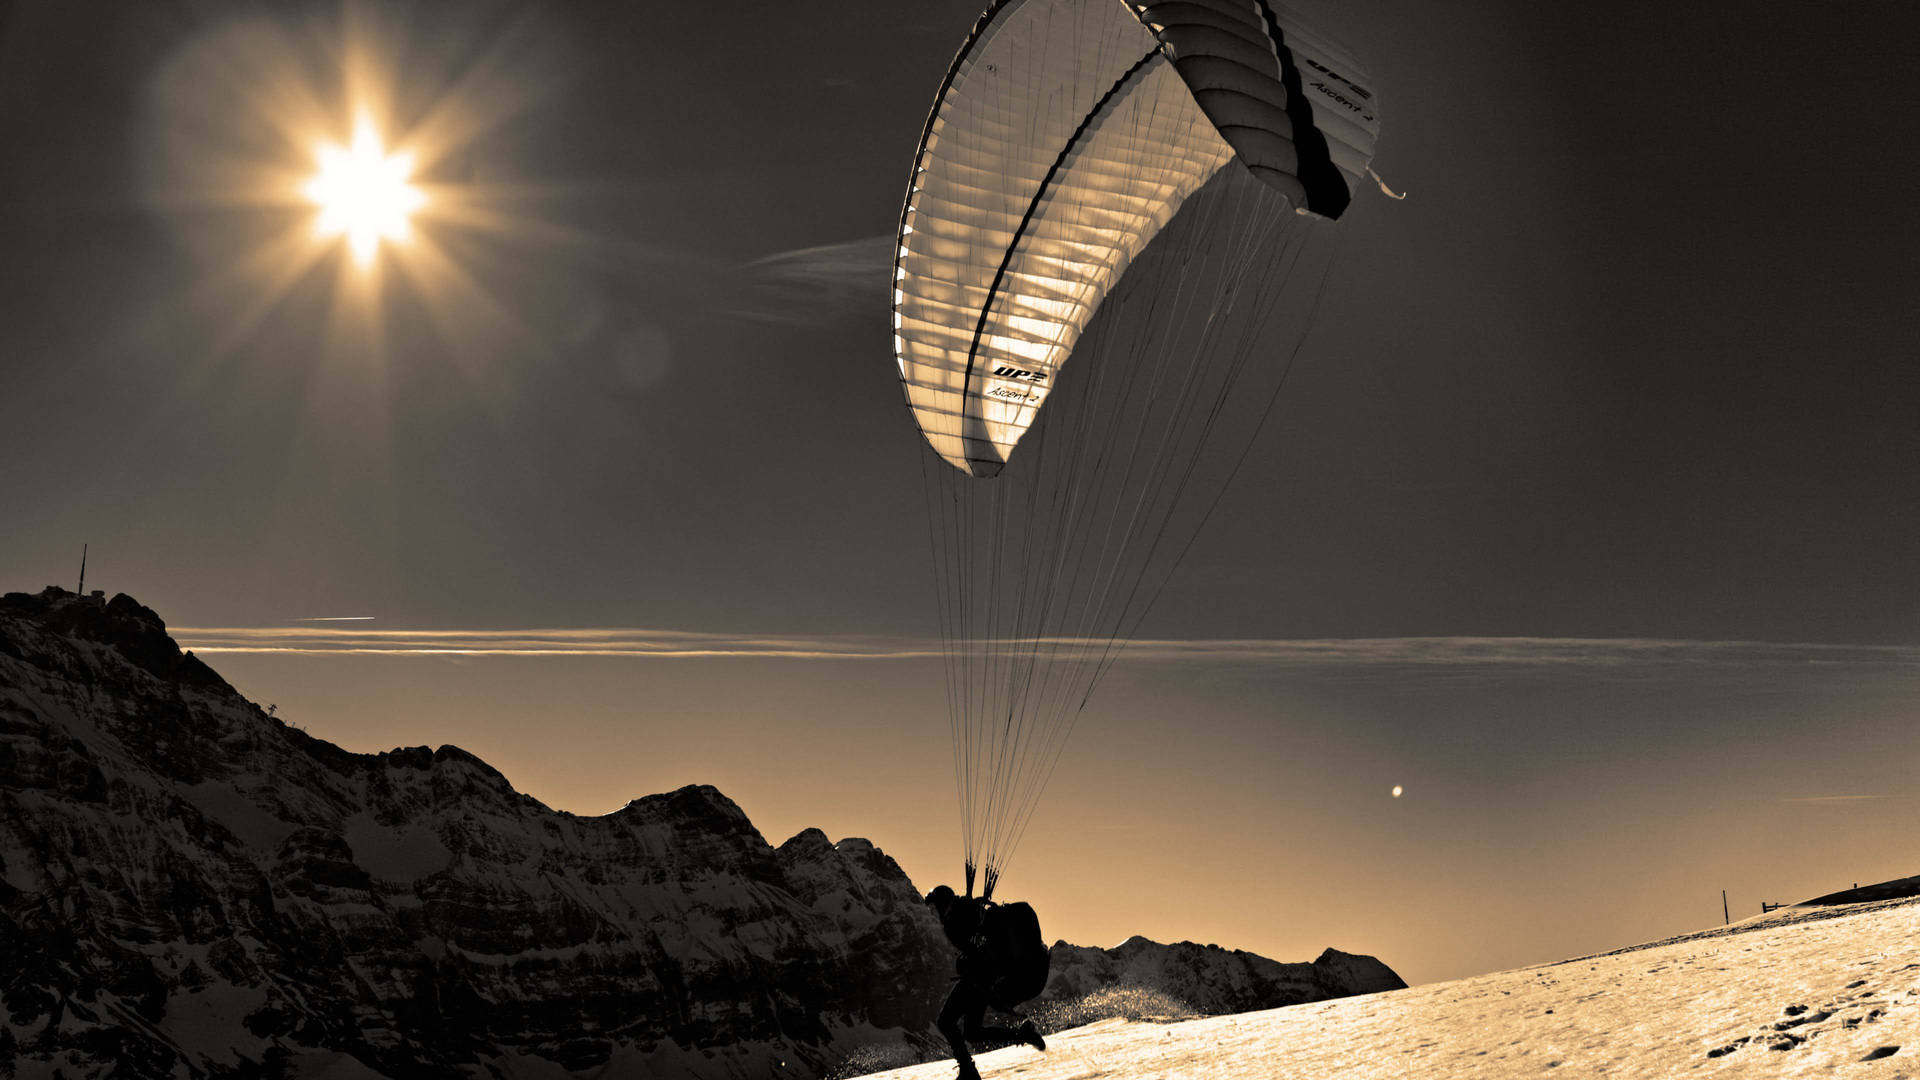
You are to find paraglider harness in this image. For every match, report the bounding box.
[936,891,1050,1010]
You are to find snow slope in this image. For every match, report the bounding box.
[868,894,1919,1078]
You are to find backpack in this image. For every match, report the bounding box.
[976,900,1050,1009]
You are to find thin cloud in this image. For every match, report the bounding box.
[176,625,939,660]
[171,628,1920,676]
[724,235,890,326]
[1115,636,1920,671]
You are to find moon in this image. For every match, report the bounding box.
[1391,785,1403,798]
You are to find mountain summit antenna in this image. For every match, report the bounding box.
[77,544,87,594]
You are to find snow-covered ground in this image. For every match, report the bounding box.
[870,896,1918,1079]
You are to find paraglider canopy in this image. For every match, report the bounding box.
[893,0,1382,897]
[892,0,1379,477]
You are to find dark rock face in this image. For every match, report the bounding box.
[0,588,951,1077]
[0,587,1405,1077]
[1038,936,1407,1018]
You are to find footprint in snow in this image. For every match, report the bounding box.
[1707,1038,1750,1058]
[1774,1009,1832,1031]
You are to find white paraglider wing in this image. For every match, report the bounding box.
[893,0,1379,477]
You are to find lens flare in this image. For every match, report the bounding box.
[145,4,579,355]
[304,118,424,266]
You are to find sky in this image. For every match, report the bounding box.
[2,0,1917,986]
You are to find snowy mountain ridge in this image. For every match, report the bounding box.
[0,587,951,1077]
[0,587,1404,1077]
[1038,935,1404,1018]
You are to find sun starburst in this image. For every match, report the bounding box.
[303,118,425,266]
[147,4,582,397]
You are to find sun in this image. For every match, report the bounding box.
[149,9,577,356]
[303,118,425,267]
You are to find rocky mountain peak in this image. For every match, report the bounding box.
[0,589,1405,1077]
[626,781,752,824]
[1311,947,1407,992]
[1041,934,1407,1019]
[1,584,227,689]
[779,825,836,858]
[0,591,955,1076]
